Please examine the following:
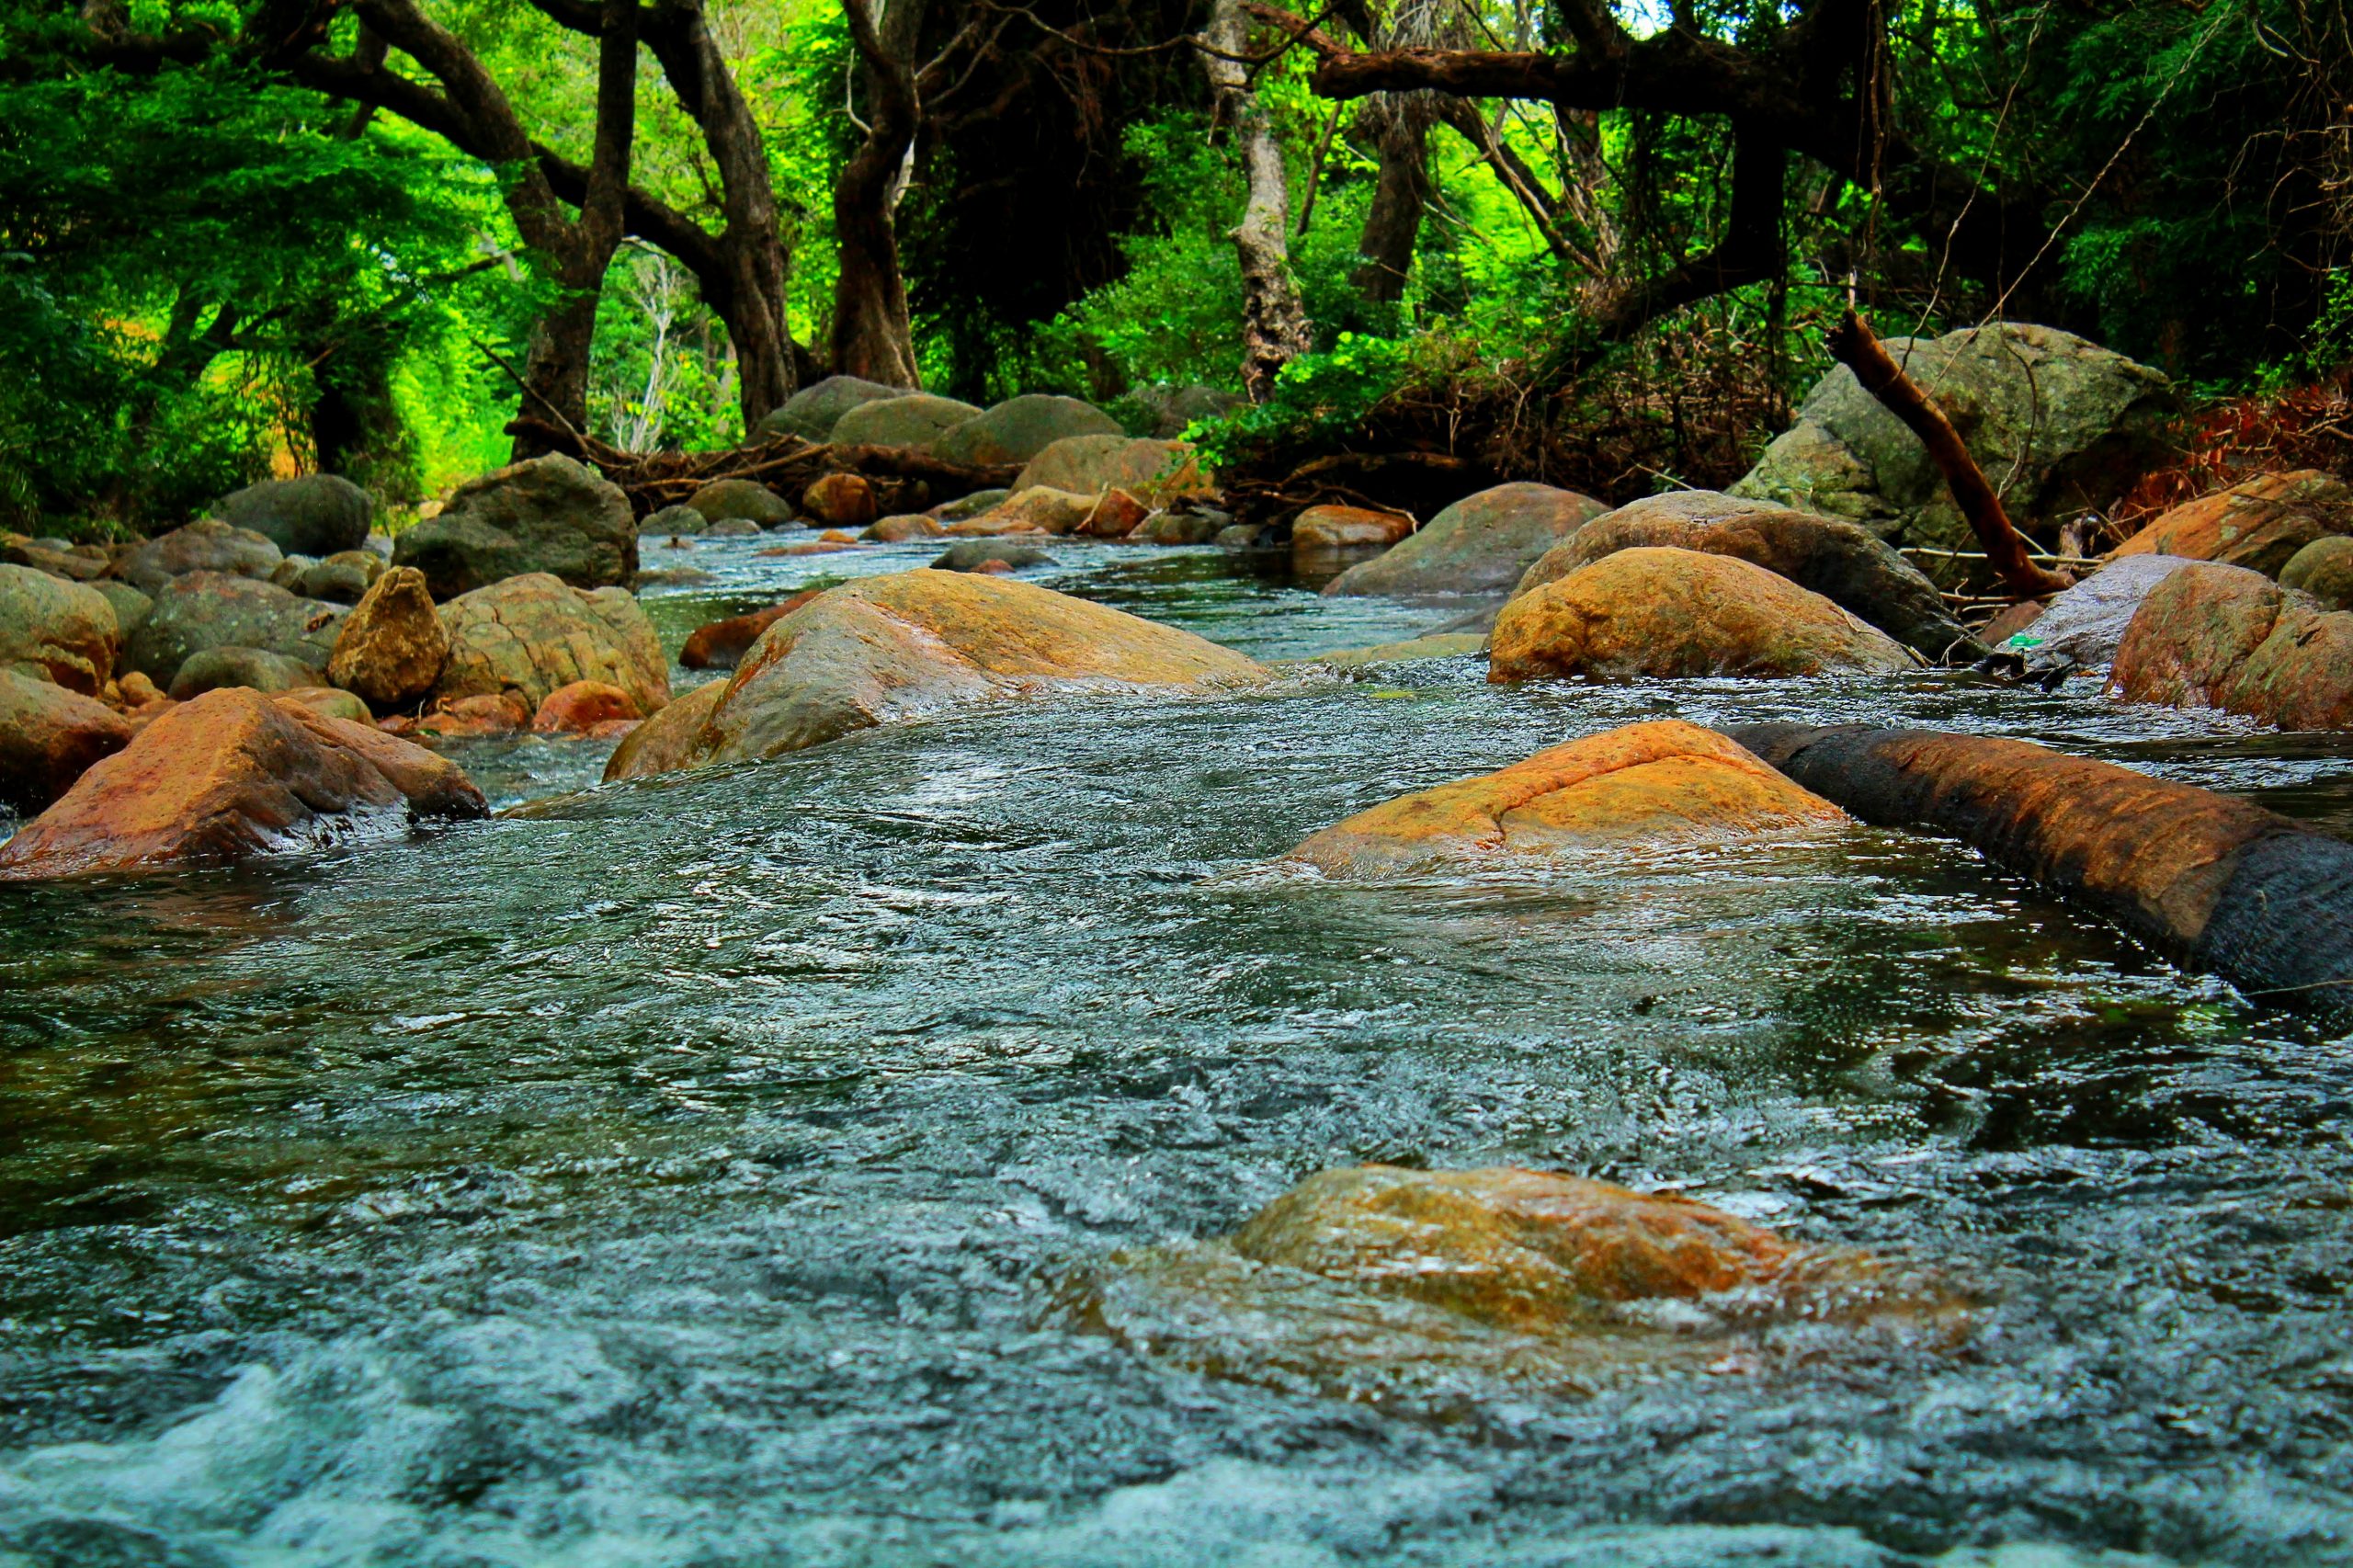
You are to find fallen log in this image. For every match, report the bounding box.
[1728,722,2353,1017]
[503,416,1024,519]
[1824,312,2075,598]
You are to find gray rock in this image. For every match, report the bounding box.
[1733,323,2177,553]
[119,518,283,596]
[393,453,637,598]
[1998,554,2199,676]
[2280,535,2353,611]
[757,375,906,442]
[931,540,1053,573]
[686,479,793,528]
[1324,483,1608,601]
[166,645,324,699]
[215,473,372,557]
[270,553,318,589]
[932,489,1011,523]
[930,394,1122,468]
[296,550,388,605]
[127,572,347,688]
[830,393,984,452]
[0,564,118,695]
[699,517,765,538]
[89,581,153,642]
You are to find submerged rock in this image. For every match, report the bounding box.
[679,590,824,670]
[932,540,1052,574]
[393,454,638,597]
[1313,631,1487,667]
[1283,721,1846,876]
[1324,483,1606,600]
[1072,1165,1953,1403]
[431,573,668,718]
[215,473,372,558]
[2109,470,2353,577]
[0,564,118,695]
[0,668,132,812]
[626,570,1262,774]
[1733,322,2176,551]
[1512,490,1981,662]
[1491,548,1915,682]
[327,567,448,712]
[118,518,283,596]
[931,394,1121,468]
[1732,722,2353,1017]
[0,687,484,879]
[2109,562,2353,730]
[126,573,345,690]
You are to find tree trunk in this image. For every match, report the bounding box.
[1202,0,1312,402]
[830,0,926,388]
[1351,105,1430,306]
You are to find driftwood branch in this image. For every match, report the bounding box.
[1825,310,2075,598]
[505,419,1023,517]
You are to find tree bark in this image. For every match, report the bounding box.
[1825,309,2075,597]
[830,0,926,388]
[1202,0,1312,402]
[1351,105,1430,307]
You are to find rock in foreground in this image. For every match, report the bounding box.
[1732,722,2353,1017]
[1512,490,1981,662]
[628,569,1263,774]
[1284,721,1847,876]
[1323,482,1606,600]
[0,687,484,879]
[1072,1165,1954,1403]
[1491,548,1915,681]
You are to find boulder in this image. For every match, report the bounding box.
[126,573,345,689]
[1732,722,2353,1018]
[1013,435,1212,505]
[1120,383,1245,438]
[829,393,983,451]
[214,473,372,558]
[0,668,132,812]
[864,514,945,542]
[270,553,319,591]
[0,687,485,879]
[1128,511,1222,545]
[930,394,1121,468]
[604,678,729,782]
[2,533,108,582]
[89,581,153,642]
[0,564,118,694]
[1324,483,1607,600]
[2109,470,2353,577]
[663,570,1263,770]
[698,517,764,538]
[1733,322,2177,552]
[1215,524,1272,549]
[532,679,641,733]
[1994,554,2197,676]
[757,374,904,442]
[409,692,530,739]
[1284,721,1847,876]
[293,549,388,606]
[327,567,448,712]
[118,518,283,596]
[1075,1165,1950,1400]
[1511,490,1983,662]
[1291,506,1414,562]
[949,487,1142,538]
[931,488,1010,523]
[686,478,794,529]
[2279,535,2353,610]
[277,687,372,725]
[432,573,668,717]
[679,589,824,670]
[392,453,637,597]
[642,504,709,537]
[931,540,1052,574]
[2109,562,2353,731]
[166,646,324,700]
[1491,548,1915,682]
[801,472,879,530]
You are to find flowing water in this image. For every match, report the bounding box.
[3,536,2351,1567]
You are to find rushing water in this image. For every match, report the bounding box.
[2,536,2350,1567]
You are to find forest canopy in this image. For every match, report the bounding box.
[2,0,2347,530]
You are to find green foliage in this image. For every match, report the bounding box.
[1186,332,1415,471]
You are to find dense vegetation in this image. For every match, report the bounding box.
[2,0,2347,532]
